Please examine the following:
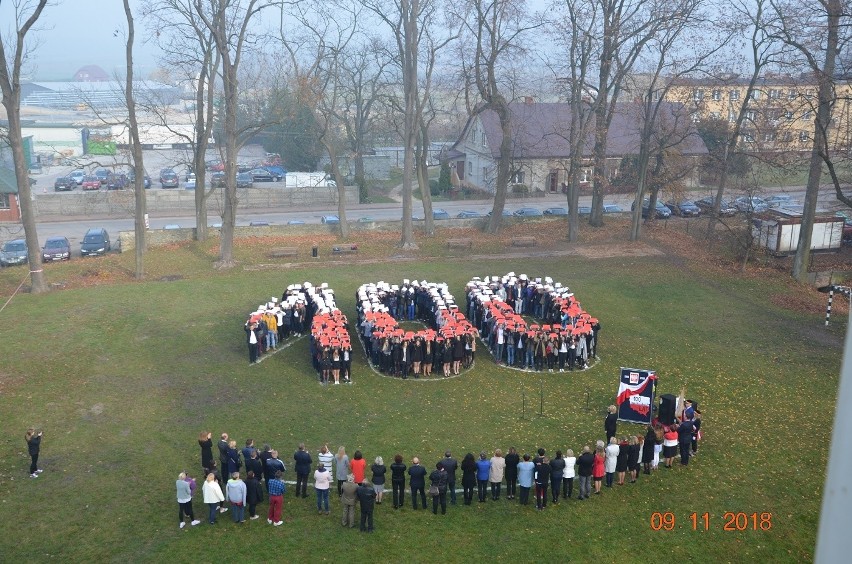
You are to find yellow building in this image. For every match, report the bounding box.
[665,74,852,154]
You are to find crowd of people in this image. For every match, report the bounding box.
[243,285,315,365]
[465,273,601,371]
[178,409,704,530]
[356,280,478,378]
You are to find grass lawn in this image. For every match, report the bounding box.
[0,228,842,562]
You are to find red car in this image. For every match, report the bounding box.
[81,175,101,190]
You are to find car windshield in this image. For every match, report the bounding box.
[4,242,25,251]
[83,235,104,244]
[45,240,66,249]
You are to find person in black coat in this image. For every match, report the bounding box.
[534,457,551,510]
[429,463,449,515]
[245,450,264,487]
[390,454,407,509]
[293,443,313,498]
[217,433,230,477]
[25,428,42,478]
[549,452,566,504]
[357,480,377,532]
[198,431,214,472]
[615,437,629,485]
[678,419,695,466]
[577,447,594,500]
[460,453,477,505]
[642,426,656,474]
[504,447,520,500]
[408,457,428,509]
[245,471,264,520]
[605,405,618,443]
[627,437,641,483]
[441,451,458,505]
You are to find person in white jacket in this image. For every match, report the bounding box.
[562,450,576,499]
[489,449,506,501]
[605,438,620,488]
[202,472,225,524]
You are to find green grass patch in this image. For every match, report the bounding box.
[0,244,840,561]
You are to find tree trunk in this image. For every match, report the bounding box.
[325,141,350,240]
[398,0,419,249]
[193,49,216,242]
[792,0,840,282]
[124,0,146,280]
[486,104,512,234]
[629,143,652,241]
[417,120,434,236]
[218,64,239,267]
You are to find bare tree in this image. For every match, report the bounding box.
[457,0,538,234]
[143,0,221,242]
[193,0,276,267]
[122,0,148,279]
[767,0,848,282]
[0,0,48,293]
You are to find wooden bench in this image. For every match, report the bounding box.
[446,238,473,249]
[511,236,537,248]
[332,245,359,255]
[268,247,299,258]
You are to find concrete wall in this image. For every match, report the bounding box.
[31,185,360,217]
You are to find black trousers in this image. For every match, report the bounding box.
[562,477,573,498]
[477,479,488,501]
[178,501,195,523]
[490,481,502,500]
[296,472,308,497]
[447,480,456,504]
[535,483,548,508]
[411,485,426,509]
[463,482,474,505]
[432,491,447,514]
[551,478,562,501]
[29,453,39,474]
[360,508,374,531]
[392,480,405,507]
[679,442,691,465]
[506,475,517,497]
[519,486,531,505]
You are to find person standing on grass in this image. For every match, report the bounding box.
[245,449,263,488]
[629,435,642,483]
[176,472,201,529]
[390,454,407,509]
[267,470,285,526]
[241,439,256,467]
[357,479,377,532]
[341,474,359,528]
[616,436,629,485]
[408,457,428,510]
[549,451,566,504]
[489,449,506,501]
[534,455,550,510]
[643,426,656,475]
[245,471,263,521]
[605,437,619,488]
[264,450,285,494]
[691,410,702,456]
[294,444,313,498]
[371,456,387,504]
[504,447,520,500]
[663,425,679,469]
[202,471,225,524]
[226,441,241,476]
[335,447,350,497]
[562,449,576,499]
[198,431,214,473]
[576,446,593,500]
[217,433,230,489]
[314,463,331,515]
[604,405,618,443]
[441,451,458,505]
[517,454,534,505]
[25,428,43,478]
[475,452,491,503]
[430,462,448,515]
[351,450,367,485]
[226,472,247,523]
[245,320,259,364]
[678,418,695,466]
[460,453,477,505]
[592,446,605,494]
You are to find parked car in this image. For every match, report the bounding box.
[487,209,513,217]
[665,200,701,217]
[321,215,340,224]
[69,169,86,185]
[433,208,450,220]
[632,199,672,219]
[734,196,769,213]
[127,168,151,189]
[0,239,28,267]
[765,194,794,208]
[603,204,624,213]
[163,224,181,230]
[211,172,226,188]
[263,165,286,181]
[287,220,305,225]
[513,207,543,217]
[81,175,101,190]
[357,216,375,222]
[249,221,270,227]
[54,175,76,191]
[80,228,111,257]
[456,210,483,219]
[543,207,568,216]
[249,168,275,182]
[95,168,110,185]
[578,206,592,215]
[184,173,196,190]
[41,236,71,262]
[694,196,738,217]
[106,173,129,190]
[160,169,179,188]
[236,172,253,188]
[835,211,852,242]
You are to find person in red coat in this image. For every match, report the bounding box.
[592,446,605,495]
[350,450,367,485]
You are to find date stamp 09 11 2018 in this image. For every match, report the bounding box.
[650,512,773,531]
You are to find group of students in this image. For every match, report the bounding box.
[177,408,704,530]
[243,284,316,365]
[466,273,601,371]
[356,280,478,378]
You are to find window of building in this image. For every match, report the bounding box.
[763,132,776,142]
[799,131,810,142]
[804,89,815,98]
[744,109,756,122]
[511,170,525,184]
[483,166,488,182]
[691,112,701,123]
[769,89,781,99]
[743,131,755,143]
[785,110,794,120]
[782,131,793,142]
[803,110,812,120]
[712,89,721,101]
[468,161,473,177]
[693,89,704,101]
[710,111,721,120]
[729,90,740,101]
[788,89,798,100]
[471,128,477,143]
[0,193,10,209]
[728,109,737,123]
[581,169,591,182]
